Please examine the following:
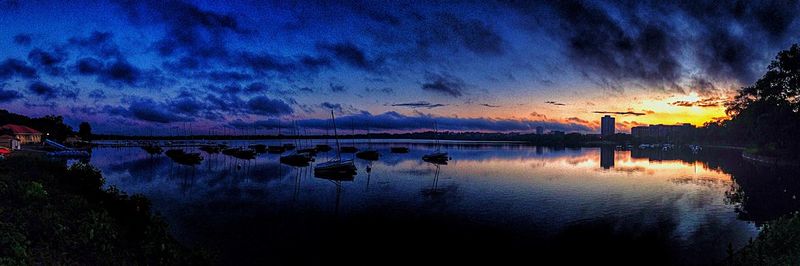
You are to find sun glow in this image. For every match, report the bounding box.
[627,92,729,126]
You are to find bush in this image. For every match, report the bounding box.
[0,155,211,264]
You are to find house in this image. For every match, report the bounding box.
[0,124,43,144]
[0,134,21,150]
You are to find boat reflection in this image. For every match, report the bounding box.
[421,161,445,197]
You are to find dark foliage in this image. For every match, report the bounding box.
[0,156,210,264]
[78,122,92,141]
[695,44,800,159]
[0,110,73,142]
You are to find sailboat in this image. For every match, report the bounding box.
[165,149,203,165]
[267,123,286,153]
[281,121,314,166]
[314,110,356,176]
[422,121,448,163]
[315,120,333,152]
[355,123,379,160]
[340,119,358,153]
[282,122,296,150]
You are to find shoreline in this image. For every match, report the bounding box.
[742,151,800,167]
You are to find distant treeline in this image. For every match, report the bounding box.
[94,131,634,146]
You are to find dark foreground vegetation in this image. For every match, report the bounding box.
[701,44,800,160]
[0,155,209,264]
[728,213,800,265]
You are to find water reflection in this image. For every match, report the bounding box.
[87,141,800,264]
[600,145,614,169]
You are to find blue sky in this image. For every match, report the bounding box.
[1,0,798,134]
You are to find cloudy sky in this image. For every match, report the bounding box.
[0,0,798,134]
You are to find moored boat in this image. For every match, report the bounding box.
[390,147,409,153]
[314,110,357,177]
[340,146,358,153]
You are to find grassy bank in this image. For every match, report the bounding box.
[728,212,800,265]
[0,155,210,264]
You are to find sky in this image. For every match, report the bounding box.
[0,0,798,135]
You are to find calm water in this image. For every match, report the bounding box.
[86,140,800,265]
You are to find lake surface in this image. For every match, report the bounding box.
[86,140,800,265]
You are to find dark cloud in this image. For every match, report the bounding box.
[428,13,504,56]
[73,56,164,87]
[67,31,121,59]
[505,0,800,90]
[0,59,37,81]
[347,4,401,26]
[60,87,80,100]
[0,84,23,102]
[592,111,647,116]
[100,59,141,85]
[26,81,78,100]
[127,98,192,123]
[320,102,343,112]
[245,82,269,94]
[88,89,106,101]
[75,57,103,74]
[566,117,591,124]
[669,97,724,107]
[391,101,447,109]
[329,83,346,93]
[235,51,294,73]
[27,81,59,99]
[114,1,334,80]
[28,48,67,76]
[421,72,465,97]
[687,77,718,96]
[365,87,394,94]
[117,0,251,60]
[317,42,382,71]
[13,33,31,46]
[299,55,333,71]
[553,1,680,90]
[529,111,547,119]
[246,96,293,117]
[201,70,253,82]
[480,103,500,108]
[292,111,593,132]
[545,101,566,106]
[169,96,205,116]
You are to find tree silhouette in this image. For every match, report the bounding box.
[79,122,92,141]
[725,44,800,158]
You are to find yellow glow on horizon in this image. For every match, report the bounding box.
[629,92,728,126]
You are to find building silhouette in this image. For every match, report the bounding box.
[631,124,695,143]
[601,115,615,137]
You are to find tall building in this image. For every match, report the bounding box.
[601,115,615,137]
[535,126,544,135]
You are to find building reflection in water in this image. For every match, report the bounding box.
[600,146,614,169]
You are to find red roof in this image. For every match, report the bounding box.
[1,124,41,135]
[0,134,18,140]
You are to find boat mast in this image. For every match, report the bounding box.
[351,118,356,147]
[331,110,341,161]
[434,121,440,151]
[366,121,372,150]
